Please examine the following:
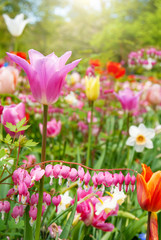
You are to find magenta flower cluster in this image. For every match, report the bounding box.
[0,164,136,229]
[128,47,161,70]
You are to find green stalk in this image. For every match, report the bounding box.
[24,205,33,240]
[14,37,18,52]
[146,211,151,240]
[86,101,94,167]
[35,104,48,240]
[126,111,130,136]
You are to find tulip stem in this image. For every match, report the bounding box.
[35,104,48,240]
[146,211,151,240]
[127,111,130,136]
[86,101,94,167]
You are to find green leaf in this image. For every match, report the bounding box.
[0,149,6,159]
[118,216,147,240]
[94,147,106,169]
[5,122,16,132]
[17,125,30,132]
[16,117,27,129]
[23,139,38,147]
[77,147,81,165]
[4,134,12,144]
[117,210,139,220]
[60,193,78,239]
[0,134,3,141]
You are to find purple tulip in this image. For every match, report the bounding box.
[2,102,26,137]
[114,88,141,112]
[7,50,81,105]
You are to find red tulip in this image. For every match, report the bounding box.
[107,61,125,79]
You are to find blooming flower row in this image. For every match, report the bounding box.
[0,164,136,228]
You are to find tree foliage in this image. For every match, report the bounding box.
[0,0,161,63]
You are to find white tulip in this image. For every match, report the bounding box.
[3,13,30,37]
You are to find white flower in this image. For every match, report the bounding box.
[3,13,30,37]
[64,92,79,106]
[112,187,126,205]
[142,58,156,70]
[95,187,126,215]
[126,123,155,152]
[95,197,117,215]
[57,191,72,214]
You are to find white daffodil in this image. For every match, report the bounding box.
[64,91,79,106]
[126,123,155,152]
[57,191,72,214]
[3,13,30,37]
[95,197,117,215]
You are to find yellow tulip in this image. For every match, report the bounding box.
[85,76,100,101]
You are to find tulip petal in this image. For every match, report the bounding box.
[92,221,114,232]
[7,52,34,80]
[149,212,158,240]
[137,174,151,211]
[141,164,153,182]
[62,59,81,75]
[28,49,44,67]
[58,51,72,68]
[148,171,161,212]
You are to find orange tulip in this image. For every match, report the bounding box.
[137,164,161,212]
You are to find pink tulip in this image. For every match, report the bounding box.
[2,102,26,137]
[0,66,18,94]
[114,88,141,112]
[146,84,161,105]
[39,119,61,138]
[7,50,81,105]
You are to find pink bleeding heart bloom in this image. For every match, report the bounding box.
[0,201,10,220]
[114,88,141,112]
[118,171,124,191]
[2,102,26,137]
[22,154,36,168]
[43,192,51,206]
[30,193,39,206]
[124,173,131,192]
[7,50,81,105]
[29,206,37,221]
[84,170,91,185]
[11,205,24,223]
[52,195,61,207]
[69,168,78,182]
[30,166,45,183]
[39,119,61,138]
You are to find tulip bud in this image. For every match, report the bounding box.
[85,76,100,101]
